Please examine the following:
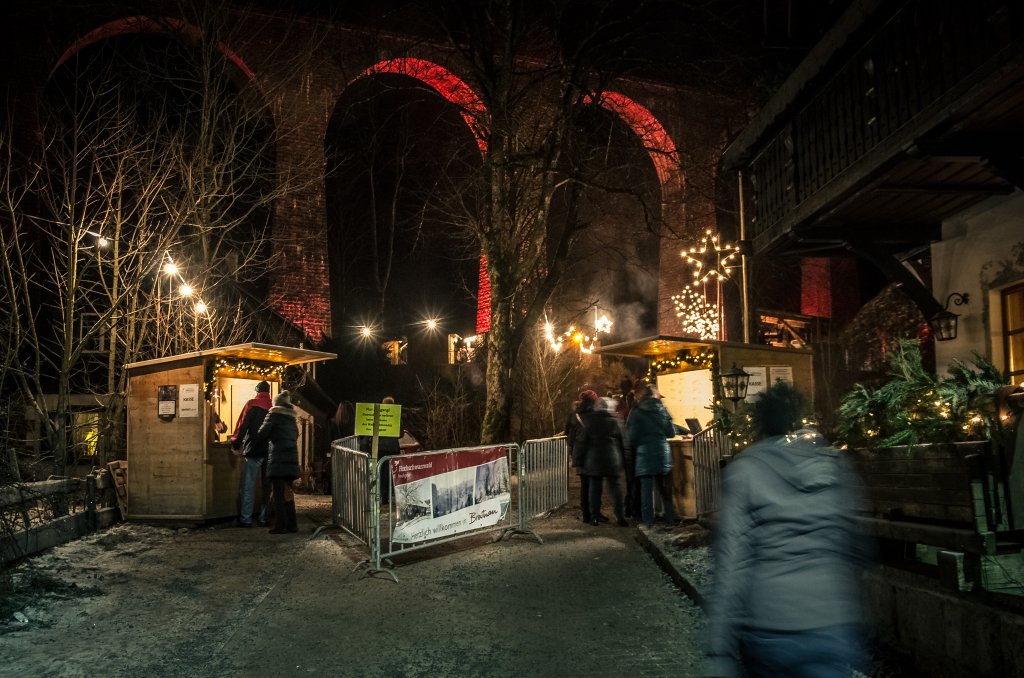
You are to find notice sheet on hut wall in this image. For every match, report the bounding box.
[743,366,767,403]
[389,447,510,544]
[179,384,200,418]
[157,385,178,418]
[769,366,794,387]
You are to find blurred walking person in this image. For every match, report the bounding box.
[565,390,599,523]
[704,382,873,678]
[626,385,676,527]
[577,397,628,527]
[257,390,301,534]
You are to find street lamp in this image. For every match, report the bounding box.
[180,284,193,296]
[928,292,969,341]
[719,363,751,403]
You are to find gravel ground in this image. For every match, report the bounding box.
[1,485,709,678]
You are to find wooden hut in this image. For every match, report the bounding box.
[595,335,814,519]
[124,343,335,523]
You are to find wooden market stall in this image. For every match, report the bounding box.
[595,335,814,519]
[124,343,336,524]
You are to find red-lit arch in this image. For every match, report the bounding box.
[52,16,257,86]
[360,59,488,153]
[590,91,679,195]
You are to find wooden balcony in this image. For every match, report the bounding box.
[725,0,1024,256]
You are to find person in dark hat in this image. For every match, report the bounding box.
[565,389,602,523]
[257,390,301,534]
[230,380,273,527]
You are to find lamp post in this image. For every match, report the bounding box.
[928,292,969,342]
[719,363,751,407]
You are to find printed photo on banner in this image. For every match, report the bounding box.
[390,447,511,544]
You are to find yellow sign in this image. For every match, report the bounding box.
[355,403,402,437]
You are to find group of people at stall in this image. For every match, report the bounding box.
[565,380,678,527]
[229,380,302,534]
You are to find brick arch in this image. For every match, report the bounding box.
[52,16,258,89]
[590,91,680,200]
[360,58,488,154]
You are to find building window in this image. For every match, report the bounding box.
[1003,283,1024,386]
[78,313,108,354]
[383,338,407,365]
[72,412,101,457]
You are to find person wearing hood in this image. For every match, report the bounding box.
[256,390,301,534]
[704,382,873,678]
[626,385,677,527]
[230,381,273,527]
[577,397,628,526]
[565,390,601,523]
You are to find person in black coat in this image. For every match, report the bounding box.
[578,397,628,526]
[565,390,598,523]
[256,390,300,534]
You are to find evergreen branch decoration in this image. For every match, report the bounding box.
[835,340,1010,450]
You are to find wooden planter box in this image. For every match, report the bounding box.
[847,441,1009,530]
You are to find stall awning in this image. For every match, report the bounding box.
[594,335,813,358]
[125,343,336,370]
[593,335,717,358]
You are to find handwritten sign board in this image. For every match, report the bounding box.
[355,403,402,437]
[179,384,200,418]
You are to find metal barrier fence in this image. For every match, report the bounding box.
[335,437,570,582]
[331,436,371,545]
[692,427,726,516]
[512,436,569,535]
[356,443,528,582]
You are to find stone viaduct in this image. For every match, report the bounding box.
[1,2,746,343]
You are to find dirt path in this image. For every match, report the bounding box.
[2,496,706,678]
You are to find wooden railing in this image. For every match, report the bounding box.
[749,0,1019,242]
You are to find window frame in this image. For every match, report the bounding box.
[1002,282,1024,385]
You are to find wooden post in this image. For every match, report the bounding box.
[86,474,97,532]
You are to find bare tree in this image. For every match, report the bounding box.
[0,0,325,477]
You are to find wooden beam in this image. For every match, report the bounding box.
[0,478,82,510]
[875,183,1014,195]
[855,516,996,555]
[1,507,120,564]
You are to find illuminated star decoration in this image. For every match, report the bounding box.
[681,230,740,286]
[671,286,719,340]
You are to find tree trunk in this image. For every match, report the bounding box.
[480,294,514,444]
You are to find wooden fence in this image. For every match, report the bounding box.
[1,465,123,564]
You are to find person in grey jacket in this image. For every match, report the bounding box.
[704,382,873,678]
[626,386,677,526]
[256,391,300,534]
[577,397,628,527]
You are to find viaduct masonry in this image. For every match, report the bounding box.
[1,2,746,343]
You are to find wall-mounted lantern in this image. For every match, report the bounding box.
[928,292,969,341]
[719,363,751,403]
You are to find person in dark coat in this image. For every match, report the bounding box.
[230,380,273,527]
[565,390,600,523]
[626,385,677,527]
[256,390,300,534]
[704,382,873,678]
[578,397,628,526]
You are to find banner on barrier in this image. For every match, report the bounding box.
[390,446,511,544]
